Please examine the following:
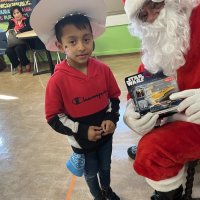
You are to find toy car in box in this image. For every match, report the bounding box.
[125,71,182,116]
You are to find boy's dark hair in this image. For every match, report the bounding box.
[10,6,23,18]
[55,14,93,43]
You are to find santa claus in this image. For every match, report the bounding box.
[122,0,200,199]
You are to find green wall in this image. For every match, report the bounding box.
[0,22,141,56]
[1,22,141,64]
[0,22,8,31]
[94,25,141,56]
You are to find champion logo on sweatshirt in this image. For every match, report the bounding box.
[72,90,108,105]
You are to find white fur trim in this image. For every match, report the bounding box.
[146,166,185,192]
[192,0,200,7]
[124,0,146,20]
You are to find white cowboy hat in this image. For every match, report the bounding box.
[30,0,106,51]
[122,0,164,21]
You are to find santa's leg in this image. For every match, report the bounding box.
[133,121,200,199]
[147,167,185,200]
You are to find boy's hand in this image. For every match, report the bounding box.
[88,126,103,142]
[101,120,116,136]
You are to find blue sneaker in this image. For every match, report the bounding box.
[66,153,85,177]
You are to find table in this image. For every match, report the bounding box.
[16,30,37,38]
[17,30,54,76]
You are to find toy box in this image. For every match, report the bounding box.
[125,71,182,116]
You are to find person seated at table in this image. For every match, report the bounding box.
[5,6,32,74]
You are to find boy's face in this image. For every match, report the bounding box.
[56,24,94,68]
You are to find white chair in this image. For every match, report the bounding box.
[29,38,47,73]
[33,50,39,73]
[10,63,16,74]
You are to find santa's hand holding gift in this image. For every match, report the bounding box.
[123,99,159,136]
[170,89,200,124]
[122,0,200,199]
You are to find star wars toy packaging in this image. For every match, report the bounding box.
[125,71,182,116]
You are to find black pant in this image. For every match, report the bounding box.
[5,44,30,68]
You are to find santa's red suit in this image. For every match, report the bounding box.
[123,0,200,194]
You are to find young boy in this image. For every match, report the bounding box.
[30,0,121,200]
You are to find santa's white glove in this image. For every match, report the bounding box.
[123,100,159,136]
[170,89,200,125]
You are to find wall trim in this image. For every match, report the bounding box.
[106,14,130,27]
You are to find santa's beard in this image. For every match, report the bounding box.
[128,0,194,75]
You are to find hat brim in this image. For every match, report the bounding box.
[30,0,106,51]
[124,0,145,21]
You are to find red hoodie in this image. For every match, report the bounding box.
[45,57,121,152]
